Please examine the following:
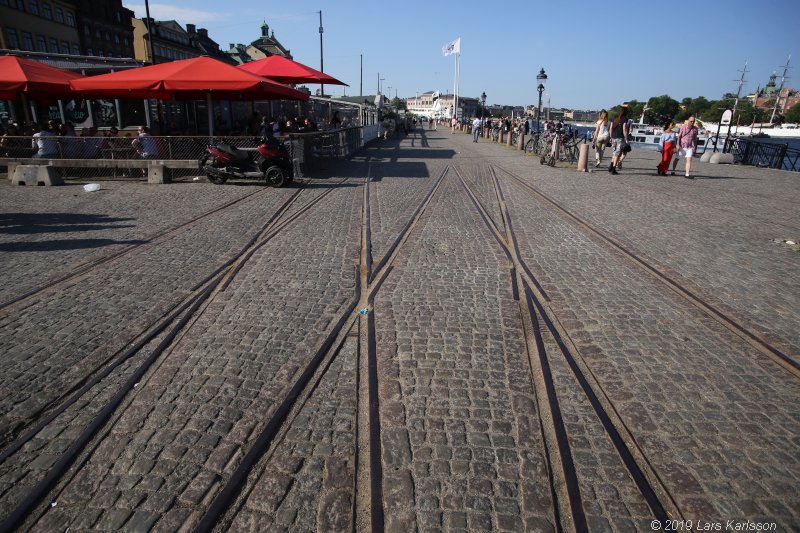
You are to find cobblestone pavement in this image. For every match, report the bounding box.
[374,174,555,532]
[0,127,798,531]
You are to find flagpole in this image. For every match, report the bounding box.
[456,51,460,120]
[452,50,458,118]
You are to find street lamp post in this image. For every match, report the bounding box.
[536,68,547,133]
[481,91,486,121]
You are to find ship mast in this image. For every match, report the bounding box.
[769,56,791,124]
[728,61,748,138]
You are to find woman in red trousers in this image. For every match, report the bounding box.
[657,121,677,175]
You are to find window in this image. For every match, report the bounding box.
[114,34,120,44]
[22,31,34,50]
[0,1,9,7]
[61,40,69,54]
[5,27,20,49]
[36,34,47,52]
[65,12,75,27]
[42,2,51,18]
[49,36,58,52]
[72,43,79,54]
[98,50,104,57]
[123,37,128,46]
[83,24,90,36]
[116,11,121,23]
[54,6,63,23]
[95,29,101,38]
[105,31,110,41]
[86,47,92,55]
[29,0,39,15]
[15,0,24,11]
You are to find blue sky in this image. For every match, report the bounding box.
[123,0,800,110]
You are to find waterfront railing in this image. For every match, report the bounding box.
[723,137,800,172]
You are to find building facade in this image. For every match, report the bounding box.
[132,18,200,64]
[405,92,480,120]
[244,21,292,61]
[1,0,81,55]
[185,23,232,64]
[73,0,134,58]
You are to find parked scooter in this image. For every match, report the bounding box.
[201,137,293,186]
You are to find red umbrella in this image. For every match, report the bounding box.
[0,56,83,99]
[70,56,308,135]
[70,56,308,100]
[0,56,85,122]
[237,55,348,86]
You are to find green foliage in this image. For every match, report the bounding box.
[605,91,794,125]
[784,103,800,123]
[646,95,680,123]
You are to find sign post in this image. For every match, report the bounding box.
[717,109,732,153]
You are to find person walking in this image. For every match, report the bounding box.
[472,117,482,142]
[608,106,629,174]
[592,110,610,167]
[672,116,699,178]
[657,121,677,175]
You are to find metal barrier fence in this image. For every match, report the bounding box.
[0,126,371,181]
[723,137,800,172]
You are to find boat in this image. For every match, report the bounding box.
[628,122,712,152]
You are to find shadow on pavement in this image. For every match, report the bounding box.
[0,213,137,236]
[0,238,148,252]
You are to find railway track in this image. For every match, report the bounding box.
[2,147,796,530]
[492,163,799,379]
[0,177,354,531]
[455,164,678,529]
[0,185,285,313]
[0,165,448,531]
[0,182,324,451]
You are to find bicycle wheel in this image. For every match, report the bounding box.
[525,138,534,153]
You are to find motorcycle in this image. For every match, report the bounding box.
[201,137,293,187]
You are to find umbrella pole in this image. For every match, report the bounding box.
[207,92,214,137]
[20,93,31,124]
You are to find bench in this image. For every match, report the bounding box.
[0,157,199,184]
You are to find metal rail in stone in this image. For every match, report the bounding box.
[0,179,347,531]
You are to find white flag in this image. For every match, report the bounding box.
[432,91,440,100]
[442,37,461,56]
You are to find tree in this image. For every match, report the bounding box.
[646,95,680,124]
[784,103,800,124]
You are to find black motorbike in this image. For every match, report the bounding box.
[201,137,294,187]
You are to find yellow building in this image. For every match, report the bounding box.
[1,0,81,55]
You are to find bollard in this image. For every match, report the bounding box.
[507,131,513,147]
[709,153,734,164]
[517,132,525,151]
[577,142,590,172]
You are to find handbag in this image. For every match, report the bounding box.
[622,142,632,154]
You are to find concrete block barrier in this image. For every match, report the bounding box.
[11,165,64,186]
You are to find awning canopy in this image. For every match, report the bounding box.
[70,56,309,101]
[237,55,348,87]
[0,56,84,99]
